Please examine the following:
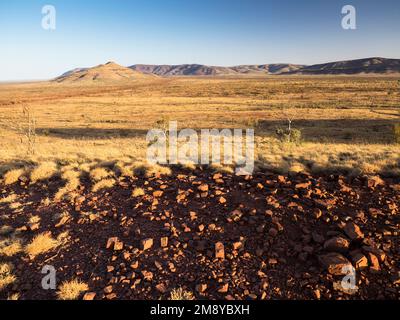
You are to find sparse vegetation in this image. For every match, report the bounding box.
[0,77,398,177]
[57,279,89,300]
[92,178,116,192]
[25,232,61,258]
[276,128,302,144]
[169,287,195,300]
[90,167,113,182]
[30,161,58,183]
[0,263,16,292]
[0,238,23,257]
[3,168,25,185]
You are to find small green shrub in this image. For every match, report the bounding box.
[276,128,302,144]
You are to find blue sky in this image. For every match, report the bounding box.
[0,0,399,80]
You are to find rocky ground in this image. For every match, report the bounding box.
[0,168,399,300]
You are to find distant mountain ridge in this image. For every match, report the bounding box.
[286,57,400,75]
[130,63,305,76]
[130,58,400,76]
[56,58,400,82]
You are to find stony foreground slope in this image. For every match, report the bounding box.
[0,169,399,300]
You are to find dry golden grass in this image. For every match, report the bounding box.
[0,77,398,177]
[134,163,172,177]
[0,238,23,257]
[57,279,89,300]
[7,293,20,300]
[0,194,17,204]
[30,161,58,183]
[25,232,61,258]
[92,178,116,192]
[3,168,25,185]
[54,169,81,200]
[0,263,16,292]
[169,287,195,300]
[89,167,113,182]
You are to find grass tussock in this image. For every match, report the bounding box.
[0,194,17,204]
[0,238,23,257]
[133,163,172,178]
[89,167,113,182]
[7,293,20,300]
[3,168,25,185]
[114,161,135,177]
[25,232,61,258]
[55,169,81,200]
[0,263,16,292]
[57,279,89,300]
[169,287,195,300]
[92,178,116,192]
[30,161,58,183]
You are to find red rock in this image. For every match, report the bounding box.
[229,210,243,222]
[83,292,96,300]
[123,252,131,261]
[295,181,311,189]
[198,184,209,192]
[105,293,117,300]
[218,283,229,293]
[367,253,380,272]
[160,237,168,248]
[104,285,113,294]
[106,237,118,249]
[141,270,154,281]
[233,241,243,250]
[114,240,124,251]
[155,283,167,293]
[107,265,115,273]
[319,253,353,275]
[153,190,163,198]
[268,228,278,237]
[277,175,286,183]
[323,237,350,253]
[215,242,225,260]
[106,237,123,251]
[213,173,222,180]
[219,196,227,204]
[343,222,364,241]
[190,211,197,220]
[82,292,96,300]
[366,176,384,189]
[196,284,207,293]
[142,238,153,251]
[351,253,368,270]
[362,246,386,262]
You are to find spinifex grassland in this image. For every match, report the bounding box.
[0,76,399,177]
[0,76,399,300]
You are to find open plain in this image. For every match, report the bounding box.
[0,75,399,300]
